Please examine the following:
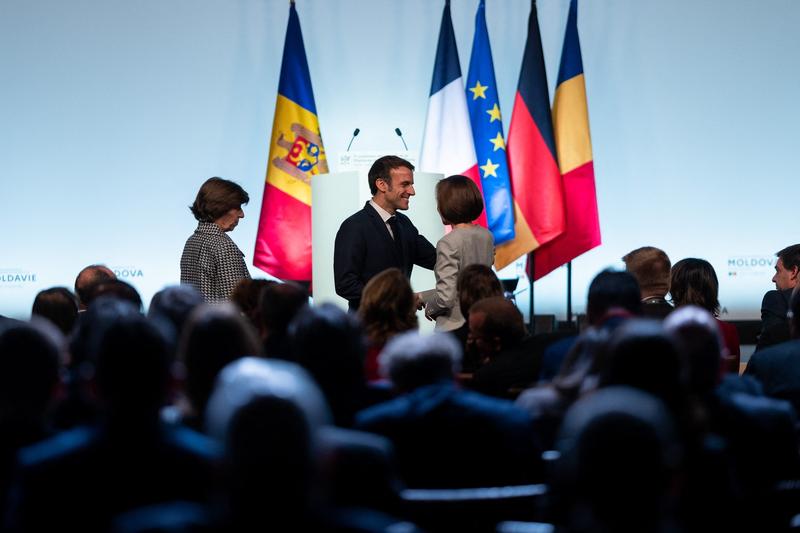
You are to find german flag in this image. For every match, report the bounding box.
[253,2,327,282]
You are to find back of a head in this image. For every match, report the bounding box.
[378,331,461,391]
[74,264,116,308]
[206,357,330,527]
[0,320,63,421]
[457,264,503,318]
[623,246,671,298]
[69,296,141,370]
[179,304,262,417]
[554,386,680,531]
[359,268,418,346]
[289,304,366,426]
[230,278,275,328]
[599,319,684,411]
[468,296,526,350]
[87,279,143,312]
[31,287,79,335]
[670,258,720,315]
[587,270,642,325]
[664,306,724,394]
[148,284,205,338]
[95,313,170,417]
[258,282,308,350]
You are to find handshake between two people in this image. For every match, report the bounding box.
[414,292,437,322]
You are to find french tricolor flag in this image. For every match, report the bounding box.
[419,0,488,228]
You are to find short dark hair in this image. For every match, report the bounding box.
[587,270,642,325]
[436,175,484,224]
[31,287,79,335]
[367,156,414,195]
[622,246,671,297]
[469,296,527,350]
[670,258,720,315]
[777,244,800,271]
[190,177,249,222]
[457,264,503,318]
[87,279,143,311]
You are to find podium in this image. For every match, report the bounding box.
[311,151,444,330]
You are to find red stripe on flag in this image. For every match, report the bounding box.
[531,160,600,280]
[462,163,489,228]
[507,92,565,247]
[253,183,311,281]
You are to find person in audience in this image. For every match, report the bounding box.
[420,175,494,331]
[87,279,143,312]
[289,303,373,427]
[258,281,308,359]
[31,287,79,335]
[147,284,205,358]
[551,387,682,533]
[467,296,540,398]
[333,155,436,311]
[623,246,674,319]
[177,303,261,432]
[756,243,800,351]
[0,320,64,513]
[745,289,800,412]
[355,331,542,488]
[452,264,504,370]
[180,177,251,303]
[205,357,414,532]
[539,270,641,381]
[230,278,275,331]
[8,312,221,533]
[358,268,418,381]
[670,258,740,372]
[74,264,116,310]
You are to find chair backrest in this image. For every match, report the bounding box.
[400,484,548,533]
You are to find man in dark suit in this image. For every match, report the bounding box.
[746,289,800,412]
[334,155,436,310]
[355,331,542,488]
[756,244,800,351]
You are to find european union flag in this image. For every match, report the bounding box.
[466,0,515,245]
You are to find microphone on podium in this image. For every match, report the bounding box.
[394,128,409,151]
[346,128,360,151]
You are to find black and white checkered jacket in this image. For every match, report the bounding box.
[180,222,250,303]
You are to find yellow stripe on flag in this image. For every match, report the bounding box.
[552,74,592,175]
[494,201,541,271]
[266,95,328,207]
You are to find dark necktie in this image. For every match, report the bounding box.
[387,216,403,259]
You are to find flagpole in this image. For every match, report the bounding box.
[528,252,535,333]
[566,260,573,327]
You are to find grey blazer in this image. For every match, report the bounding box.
[423,225,495,331]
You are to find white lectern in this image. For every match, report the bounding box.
[311,151,444,331]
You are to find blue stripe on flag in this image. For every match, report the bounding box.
[278,3,317,114]
[429,1,462,96]
[466,0,515,245]
[556,0,584,85]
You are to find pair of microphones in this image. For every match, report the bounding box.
[346,128,408,152]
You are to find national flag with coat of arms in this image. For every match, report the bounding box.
[419,0,488,229]
[253,1,327,282]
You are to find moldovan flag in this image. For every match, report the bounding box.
[420,0,487,228]
[253,2,327,281]
[531,0,600,279]
[466,0,515,245]
[495,0,565,271]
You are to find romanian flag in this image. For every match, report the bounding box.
[495,0,565,271]
[420,0,488,229]
[253,2,327,282]
[531,0,600,279]
[466,0,515,245]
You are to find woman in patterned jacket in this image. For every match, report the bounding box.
[180,177,251,302]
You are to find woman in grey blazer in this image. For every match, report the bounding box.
[423,175,495,331]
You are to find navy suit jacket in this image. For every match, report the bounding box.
[756,288,793,351]
[334,202,435,310]
[744,338,800,413]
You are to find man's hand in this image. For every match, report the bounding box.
[414,293,426,311]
